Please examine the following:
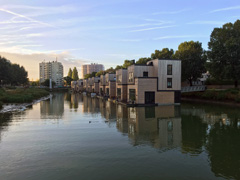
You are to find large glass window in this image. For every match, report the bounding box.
[167,78,172,88]
[167,65,172,75]
[128,72,134,83]
[129,89,136,101]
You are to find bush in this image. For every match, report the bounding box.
[0,101,2,109]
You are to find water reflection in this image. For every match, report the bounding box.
[1,93,240,179]
[40,93,64,119]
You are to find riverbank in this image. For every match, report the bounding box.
[0,88,49,109]
[181,88,240,106]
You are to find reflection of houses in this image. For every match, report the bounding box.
[40,93,64,119]
[105,73,116,98]
[126,105,182,149]
[105,101,117,121]
[116,69,128,102]
[116,104,128,134]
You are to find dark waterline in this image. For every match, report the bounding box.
[0,93,240,180]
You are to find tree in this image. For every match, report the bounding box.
[95,70,105,77]
[122,60,135,69]
[208,20,240,88]
[64,76,73,85]
[67,68,72,78]
[136,57,151,65]
[151,48,174,59]
[41,79,56,87]
[175,41,206,86]
[72,67,79,80]
[115,65,123,70]
[105,67,115,73]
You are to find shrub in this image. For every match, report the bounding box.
[0,101,2,109]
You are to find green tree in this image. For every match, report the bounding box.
[67,68,72,78]
[72,67,79,80]
[175,41,206,86]
[151,48,174,59]
[64,76,73,85]
[136,57,151,65]
[208,20,240,88]
[122,60,135,68]
[105,67,115,73]
[115,65,123,70]
[95,70,105,77]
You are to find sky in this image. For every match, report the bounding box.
[0,0,239,80]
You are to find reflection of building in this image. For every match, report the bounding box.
[105,73,116,98]
[39,61,63,86]
[40,93,64,119]
[125,106,182,149]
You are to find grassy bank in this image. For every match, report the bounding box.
[182,89,240,103]
[0,88,49,105]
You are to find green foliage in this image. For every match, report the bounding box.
[115,65,124,70]
[41,79,56,87]
[151,48,174,59]
[95,70,105,77]
[136,57,151,65]
[0,56,28,85]
[208,20,240,87]
[84,72,97,79]
[175,41,206,86]
[63,76,73,85]
[72,67,79,80]
[30,80,40,86]
[67,68,72,78]
[0,101,2,109]
[0,88,49,103]
[105,67,115,74]
[205,78,234,85]
[122,60,135,69]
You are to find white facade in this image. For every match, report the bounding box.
[81,63,104,78]
[39,61,63,86]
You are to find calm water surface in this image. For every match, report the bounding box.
[0,93,240,180]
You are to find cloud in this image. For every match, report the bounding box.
[129,25,176,32]
[152,9,190,15]
[153,35,208,40]
[209,6,240,13]
[0,8,56,28]
[187,21,225,25]
[0,51,88,80]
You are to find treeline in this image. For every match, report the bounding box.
[0,56,28,86]
[83,19,240,87]
[64,67,79,85]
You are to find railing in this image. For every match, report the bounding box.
[181,85,206,93]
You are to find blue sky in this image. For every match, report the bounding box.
[0,0,239,79]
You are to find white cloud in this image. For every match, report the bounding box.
[129,25,176,32]
[210,6,240,13]
[152,9,190,15]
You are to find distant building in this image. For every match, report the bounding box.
[81,63,104,78]
[39,60,63,87]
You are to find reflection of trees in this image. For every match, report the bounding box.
[0,113,13,142]
[181,114,208,154]
[64,93,82,110]
[206,122,240,179]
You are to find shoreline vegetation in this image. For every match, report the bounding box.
[182,88,240,105]
[0,88,49,109]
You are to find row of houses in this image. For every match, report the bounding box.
[71,59,181,105]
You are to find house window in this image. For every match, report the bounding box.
[129,89,136,101]
[128,72,134,83]
[167,78,172,88]
[143,71,148,77]
[117,88,121,98]
[167,65,172,75]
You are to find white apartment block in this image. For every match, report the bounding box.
[81,63,104,78]
[39,61,64,87]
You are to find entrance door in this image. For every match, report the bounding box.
[145,92,155,104]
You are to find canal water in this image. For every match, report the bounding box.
[0,93,240,180]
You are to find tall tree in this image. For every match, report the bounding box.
[208,20,240,88]
[67,68,72,78]
[95,70,105,77]
[72,67,79,81]
[122,60,135,68]
[175,41,206,86]
[136,57,151,65]
[151,48,174,59]
[64,76,73,85]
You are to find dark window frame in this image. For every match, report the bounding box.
[143,71,148,77]
[167,78,172,88]
[167,64,172,75]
